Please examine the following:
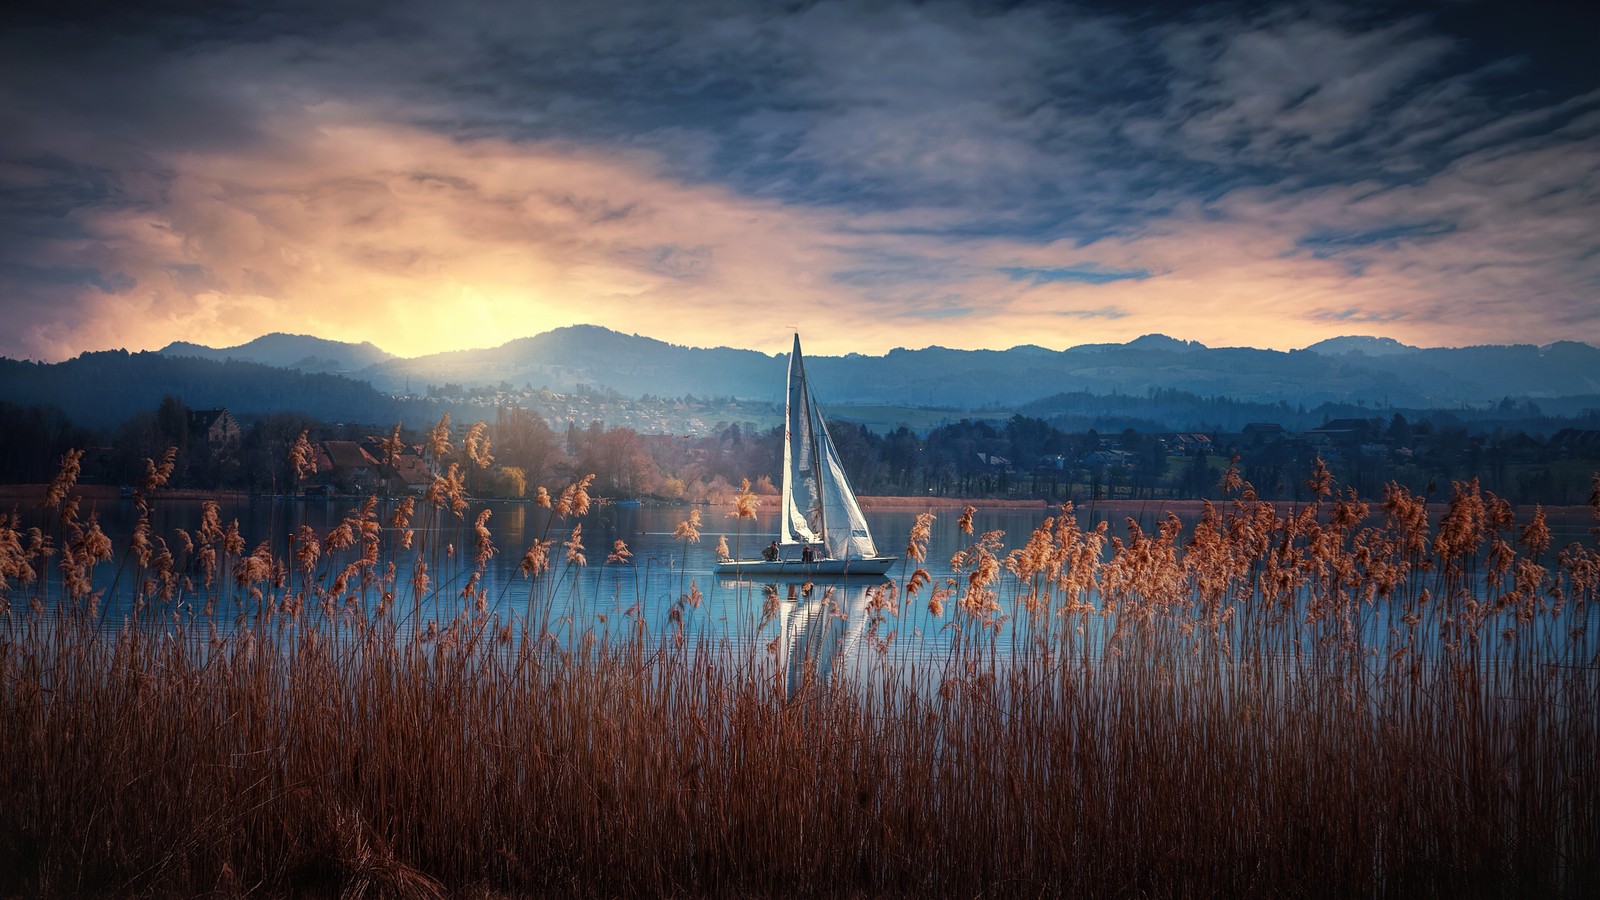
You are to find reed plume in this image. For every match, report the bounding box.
[289,430,318,483]
[42,449,82,511]
[674,508,702,544]
[427,412,453,460]
[379,423,405,468]
[464,421,493,470]
[733,478,759,519]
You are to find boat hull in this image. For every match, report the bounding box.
[713,556,898,578]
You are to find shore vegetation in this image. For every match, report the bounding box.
[1,447,1596,897]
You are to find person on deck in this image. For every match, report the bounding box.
[801,543,814,564]
[762,540,779,562]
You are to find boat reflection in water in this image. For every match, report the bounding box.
[724,577,904,699]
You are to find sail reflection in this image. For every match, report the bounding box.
[743,580,901,699]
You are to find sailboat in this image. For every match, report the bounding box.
[714,334,897,577]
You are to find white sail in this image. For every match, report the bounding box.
[713,334,894,576]
[780,334,879,560]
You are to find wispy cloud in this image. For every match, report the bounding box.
[1309,307,1409,324]
[1053,306,1128,321]
[1002,266,1151,286]
[1296,221,1458,255]
[0,0,1594,360]
[904,306,973,320]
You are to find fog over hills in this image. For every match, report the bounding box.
[147,326,1600,411]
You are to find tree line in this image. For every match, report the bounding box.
[1,398,1596,507]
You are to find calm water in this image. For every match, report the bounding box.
[50,495,1600,682]
[79,497,1089,630]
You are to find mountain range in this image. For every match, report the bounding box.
[3,327,1597,432]
[156,327,1600,411]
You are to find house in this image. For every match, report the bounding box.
[188,408,241,453]
[975,453,1012,470]
[384,452,433,496]
[1036,454,1071,471]
[360,436,392,463]
[1168,433,1213,456]
[1082,449,1135,469]
[1241,423,1286,441]
[1547,429,1600,459]
[1305,418,1379,445]
[1494,432,1545,462]
[318,441,379,492]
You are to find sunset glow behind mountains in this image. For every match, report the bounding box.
[0,0,1594,361]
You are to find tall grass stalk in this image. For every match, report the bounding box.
[0,459,1596,896]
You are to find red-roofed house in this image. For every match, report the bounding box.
[318,441,379,493]
[384,452,433,496]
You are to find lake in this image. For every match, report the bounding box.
[39,493,1600,684]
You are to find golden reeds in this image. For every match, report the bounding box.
[673,508,702,544]
[289,430,318,486]
[733,477,759,519]
[0,451,1595,898]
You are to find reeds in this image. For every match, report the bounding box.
[0,454,1596,897]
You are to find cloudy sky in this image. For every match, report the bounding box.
[1,0,1595,361]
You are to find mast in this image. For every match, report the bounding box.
[797,335,829,553]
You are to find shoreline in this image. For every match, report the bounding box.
[0,484,253,504]
[2,484,1594,518]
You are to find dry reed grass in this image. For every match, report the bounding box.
[0,453,1596,897]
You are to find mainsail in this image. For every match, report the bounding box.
[780,334,879,560]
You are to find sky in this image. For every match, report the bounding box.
[0,0,1596,362]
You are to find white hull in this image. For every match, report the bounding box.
[713,556,897,578]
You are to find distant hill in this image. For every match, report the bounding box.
[1303,335,1417,356]
[161,333,396,374]
[0,351,405,429]
[1125,334,1207,352]
[361,324,783,399]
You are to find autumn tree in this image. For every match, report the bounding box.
[494,406,563,489]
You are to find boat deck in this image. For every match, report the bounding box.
[713,556,898,578]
